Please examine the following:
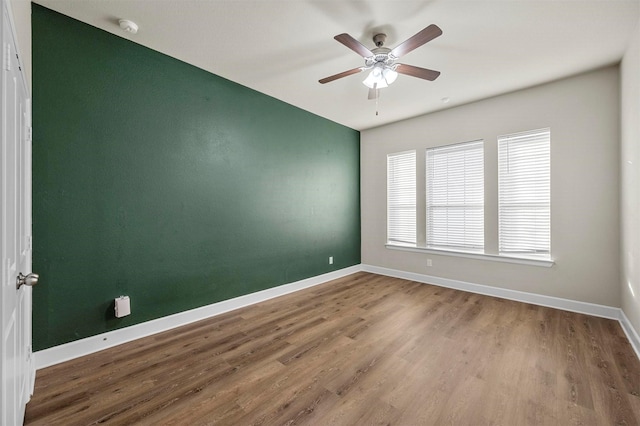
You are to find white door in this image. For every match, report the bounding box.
[1,0,34,423]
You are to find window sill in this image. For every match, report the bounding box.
[385,244,554,268]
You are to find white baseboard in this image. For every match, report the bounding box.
[34,265,360,369]
[361,264,620,319]
[36,263,640,368]
[361,264,640,360]
[619,309,640,361]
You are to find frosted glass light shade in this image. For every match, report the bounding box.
[363,71,388,89]
[383,68,398,84]
[363,66,397,89]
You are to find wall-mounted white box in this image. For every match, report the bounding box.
[115,296,131,318]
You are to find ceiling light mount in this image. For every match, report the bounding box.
[373,33,387,48]
[119,19,138,34]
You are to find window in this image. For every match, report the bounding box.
[498,128,550,258]
[426,140,484,251]
[387,151,416,245]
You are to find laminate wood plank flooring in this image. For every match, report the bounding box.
[25,272,640,425]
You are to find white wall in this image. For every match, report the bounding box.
[621,23,640,330]
[362,66,621,307]
[7,0,30,90]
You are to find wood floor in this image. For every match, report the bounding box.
[25,272,640,425]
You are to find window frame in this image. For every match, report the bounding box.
[425,140,485,252]
[383,129,554,268]
[497,128,551,259]
[387,150,417,246]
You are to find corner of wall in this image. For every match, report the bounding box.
[620,19,640,338]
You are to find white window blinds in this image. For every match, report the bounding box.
[426,140,484,251]
[498,128,550,257]
[387,151,416,245]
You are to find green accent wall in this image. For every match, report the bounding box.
[32,5,361,351]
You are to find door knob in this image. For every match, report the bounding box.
[16,272,39,290]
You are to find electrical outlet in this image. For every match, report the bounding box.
[329,256,334,265]
[427,259,432,267]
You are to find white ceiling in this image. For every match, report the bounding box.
[34,0,639,131]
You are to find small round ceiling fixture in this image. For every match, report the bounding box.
[119,19,138,34]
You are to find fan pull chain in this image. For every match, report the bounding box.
[376,88,379,116]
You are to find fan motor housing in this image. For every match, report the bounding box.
[365,47,393,67]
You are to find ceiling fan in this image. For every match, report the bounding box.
[319,25,442,100]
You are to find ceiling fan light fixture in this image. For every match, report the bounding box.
[363,64,395,89]
[383,68,398,85]
[363,69,387,89]
[320,25,442,100]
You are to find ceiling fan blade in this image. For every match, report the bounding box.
[367,88,379,100]
[395,64,441,81]
[334,33,375,58]
[390,25,442,58]
[319,67,364,84]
